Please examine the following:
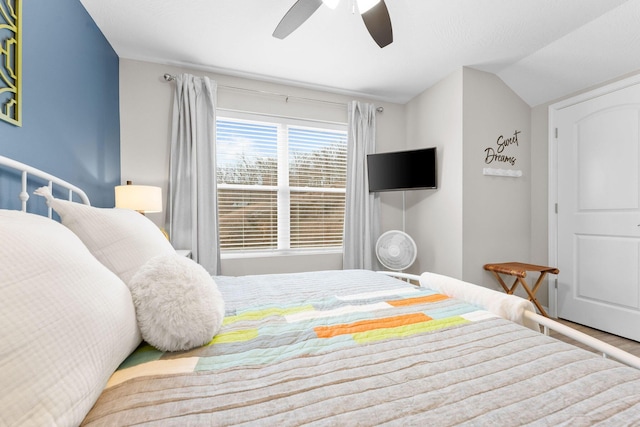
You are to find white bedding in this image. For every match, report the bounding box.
[0,210,140,426]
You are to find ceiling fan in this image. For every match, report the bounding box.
[273,0,393,48]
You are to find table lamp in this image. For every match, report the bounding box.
[114,181,162,215]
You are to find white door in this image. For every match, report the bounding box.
[556,83,640,341]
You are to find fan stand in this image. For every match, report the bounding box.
[400,191,409,273]
[402,190,406,233]
[401,193,406,273]
[374,191,416,273]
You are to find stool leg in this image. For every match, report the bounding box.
[491,272,512,293]
[518,276,548,317]
[531,272,549,296]
[507,277,520,294]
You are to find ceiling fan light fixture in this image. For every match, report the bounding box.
[322,0,340,10]
[274,0,392,48]
[356,0,380,14]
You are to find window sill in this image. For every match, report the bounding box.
[221,249,342,260]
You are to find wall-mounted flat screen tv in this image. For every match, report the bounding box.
[367,147,437,192]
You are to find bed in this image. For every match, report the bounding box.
[2,154,640,426]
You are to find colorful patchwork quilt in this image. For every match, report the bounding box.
[110,275,492,385]
[84,270,640,426]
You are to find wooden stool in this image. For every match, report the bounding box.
[483,262,559,317]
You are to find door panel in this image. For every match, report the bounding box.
[576,236,639,309]
[577,109,639,210]
[556,83,640,341]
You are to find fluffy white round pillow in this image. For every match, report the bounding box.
[129,254,225,352]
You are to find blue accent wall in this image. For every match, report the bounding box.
[0,0,119,209]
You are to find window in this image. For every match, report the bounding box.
[216,111,347,253]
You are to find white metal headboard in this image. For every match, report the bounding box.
[0,155,90,216]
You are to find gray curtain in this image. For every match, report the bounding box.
[343,101,380,270]
[168,73,220,274]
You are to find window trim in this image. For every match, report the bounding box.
[216,109,348,256]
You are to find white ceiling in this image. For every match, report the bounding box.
[79,0,640,106]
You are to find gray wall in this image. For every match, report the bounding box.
[462,68,531,292]
[120,55,640,303]
[404,70,464,278]
[402,67,532,298]
[119,59,406,276]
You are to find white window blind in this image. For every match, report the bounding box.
[216,111,347,253]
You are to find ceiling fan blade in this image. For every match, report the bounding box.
[273,0,323,39]
[361,0,393,48]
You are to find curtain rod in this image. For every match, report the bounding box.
[162,73,384,113]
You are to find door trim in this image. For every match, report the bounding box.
[547,72,640,318]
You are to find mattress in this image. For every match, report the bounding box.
[83,270,640,425]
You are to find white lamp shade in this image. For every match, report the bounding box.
[115,184,162,213]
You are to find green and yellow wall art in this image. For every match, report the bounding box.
[0,0,21,127]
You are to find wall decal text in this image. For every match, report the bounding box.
[484,130,520,166]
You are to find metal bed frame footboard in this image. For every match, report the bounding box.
[0,155,90,215]
[380,271,640,370]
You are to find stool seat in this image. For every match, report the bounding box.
[483,262,559,317]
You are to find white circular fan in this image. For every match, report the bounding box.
[375,230,417,271]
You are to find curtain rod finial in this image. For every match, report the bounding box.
[376,106,384,113]
[164,73,176,82]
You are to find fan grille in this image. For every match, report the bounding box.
[375,230,417,271]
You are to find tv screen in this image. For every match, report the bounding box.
[367,147,437,192]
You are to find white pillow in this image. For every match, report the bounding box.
[129,254,225,352]
[35,187,176,285]
[0,210,141,426]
